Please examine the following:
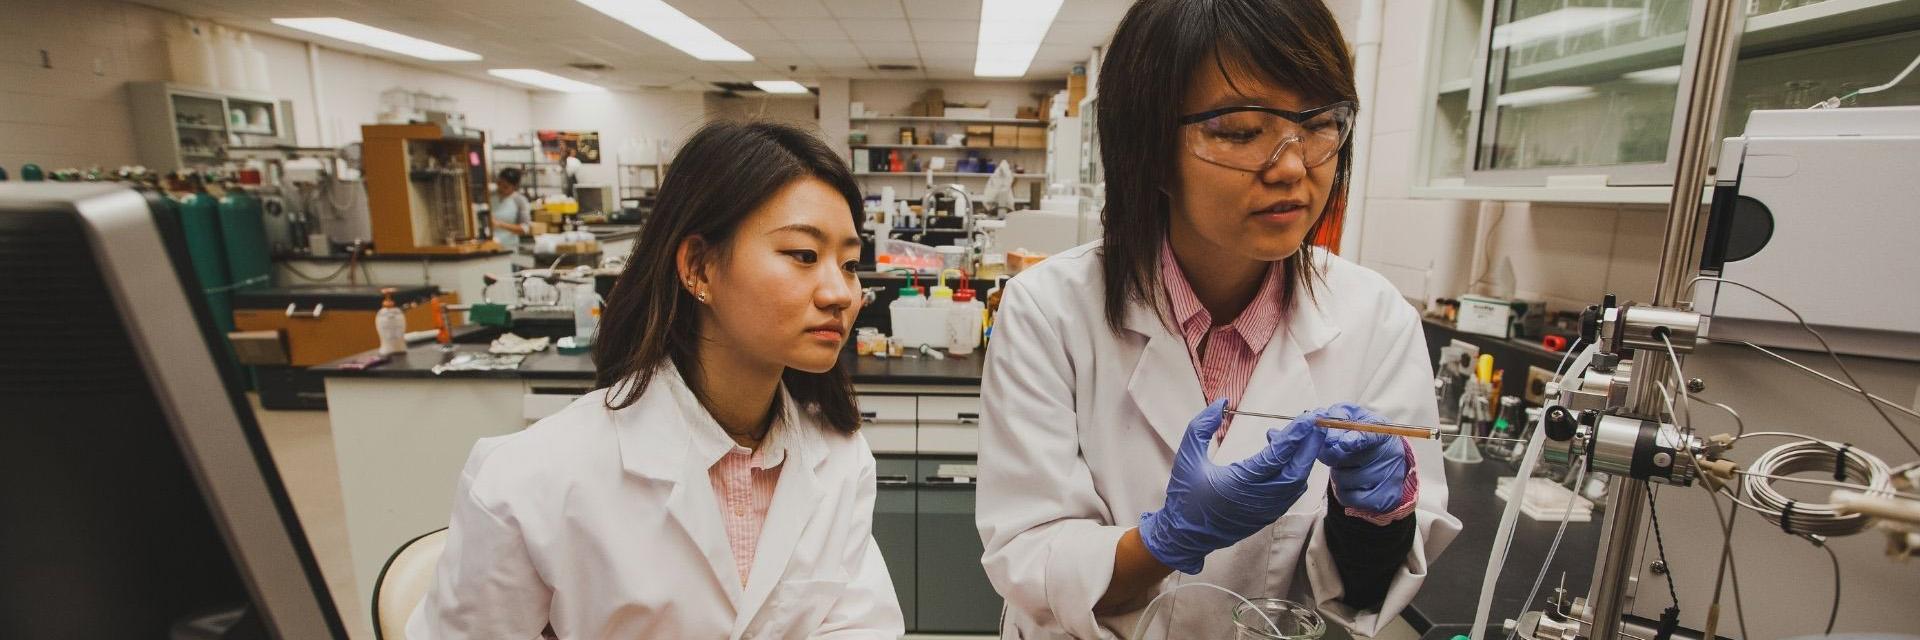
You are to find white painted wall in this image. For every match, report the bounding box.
[0,0,533,172]
[526,90,708,190]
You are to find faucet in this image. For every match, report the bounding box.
[917,183,975,251]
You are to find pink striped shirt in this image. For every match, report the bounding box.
[1159,241,1416,524]
[708,441,783,587]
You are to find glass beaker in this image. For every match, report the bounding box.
[1232,599,1325,640]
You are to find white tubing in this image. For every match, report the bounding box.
[1468,343,1597,639]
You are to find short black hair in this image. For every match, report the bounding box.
[1096,0,1359,332]
[496,167,522,184]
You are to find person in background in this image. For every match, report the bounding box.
[409,121,904,638]
[974,0,1459,637]
[489,167,532,246]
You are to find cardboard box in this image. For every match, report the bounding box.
[992,125,1019,148]
[965,125,995,149]
[1016,106,1040,120]
[1017,126,1046,149]
[1067,74,1088,90]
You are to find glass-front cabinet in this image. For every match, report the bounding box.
[1415,0,1920,201]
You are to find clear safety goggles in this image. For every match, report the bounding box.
[1177,101,1356,172]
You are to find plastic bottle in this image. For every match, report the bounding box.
[890,285,924,308]
[215,27,246,91]
[572,283,604,346]
[947,289,984,355]
[375,288,407,355]
[241,33,271,94]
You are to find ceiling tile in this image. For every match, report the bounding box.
[855,41,918,59]
[796,40,862,58]
[771,18,847,40]
[1059,0,1131,23]
[915,42,975,63]
[703,18,784,41]
[672,0,757,18]
[746,0,831,18]
[823,0,904,18]
[910,19,977,43]
[903,0,978,20]
[837,18,912,42]
[1044,20,1115,48]
[737,40,804,57]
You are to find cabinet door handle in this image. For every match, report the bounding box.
[956,412,979,424]
[860,411,879,423]
[876,474,912,486]
[923,475,977,485]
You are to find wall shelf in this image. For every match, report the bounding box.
[1504,0,1920,85]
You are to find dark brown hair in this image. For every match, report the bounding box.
[1096,0,1358,331]
[593,120,863,434]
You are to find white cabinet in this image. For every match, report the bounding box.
[1413,0,1920,202]
[855,391,985,455]
[129,81,290,171]
[857,393,920,454]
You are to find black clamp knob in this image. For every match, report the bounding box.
[1544,405,1577,441]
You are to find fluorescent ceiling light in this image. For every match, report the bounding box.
[488,69,606,93]
[975,0,1064,77]
[1623,65,1682,84]
[575,0,753,62]
[1491,8,1643,51]
[1496,85,1597,108]
[271,18,481,61]
[753,80,810,94]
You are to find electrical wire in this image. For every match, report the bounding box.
[1738,341,1920,423]
[1657,383,1749,640]
[1643,485,1680,609]
[1687,275,1920,457]
[1737,438,1896,536]
[1691,397,1747,438]
[1816,49,1920,107]
[1820,543,1841,635]
[278,258,356,283]
[1659,334,1693,433]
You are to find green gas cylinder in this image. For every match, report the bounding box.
[177,191,234,334]
[217,190,271,294]
[20,163,44,181]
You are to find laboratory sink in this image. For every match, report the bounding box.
[451,312,576,344]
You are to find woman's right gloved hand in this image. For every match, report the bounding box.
[1137,399,1325,574]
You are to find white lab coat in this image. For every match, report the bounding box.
[976,244,1461,639]
[408,365,904,639]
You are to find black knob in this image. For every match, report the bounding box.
[1544,406,1576,441]
[1579,305,1602,345]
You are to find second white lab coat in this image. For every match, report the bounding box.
[407,365,904,640]
[976,243,1462,639]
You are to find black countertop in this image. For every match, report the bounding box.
[1407,456,1602,639]
[315,328,986,387]
[276,249,511,262]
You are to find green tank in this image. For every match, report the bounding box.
[218,190,271,295]
[177,191,233,334]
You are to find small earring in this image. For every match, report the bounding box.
[696,290,709,302]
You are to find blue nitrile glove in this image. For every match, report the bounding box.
[1308,403,1411,514]
[1138,399,1325,574]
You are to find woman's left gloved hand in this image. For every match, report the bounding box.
[1302,403,1409,514]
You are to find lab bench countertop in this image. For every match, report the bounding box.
[314,330,987,386]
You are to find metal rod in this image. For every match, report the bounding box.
[1222,409,1531,444]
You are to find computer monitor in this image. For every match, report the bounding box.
[0,184,345,639]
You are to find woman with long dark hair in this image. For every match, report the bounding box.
[975,1,1458,636]
[410,121,903,638]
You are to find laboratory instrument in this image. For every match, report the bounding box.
[1,183,346,638]
[360,123,498,256]
[1223,409,1530,445]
